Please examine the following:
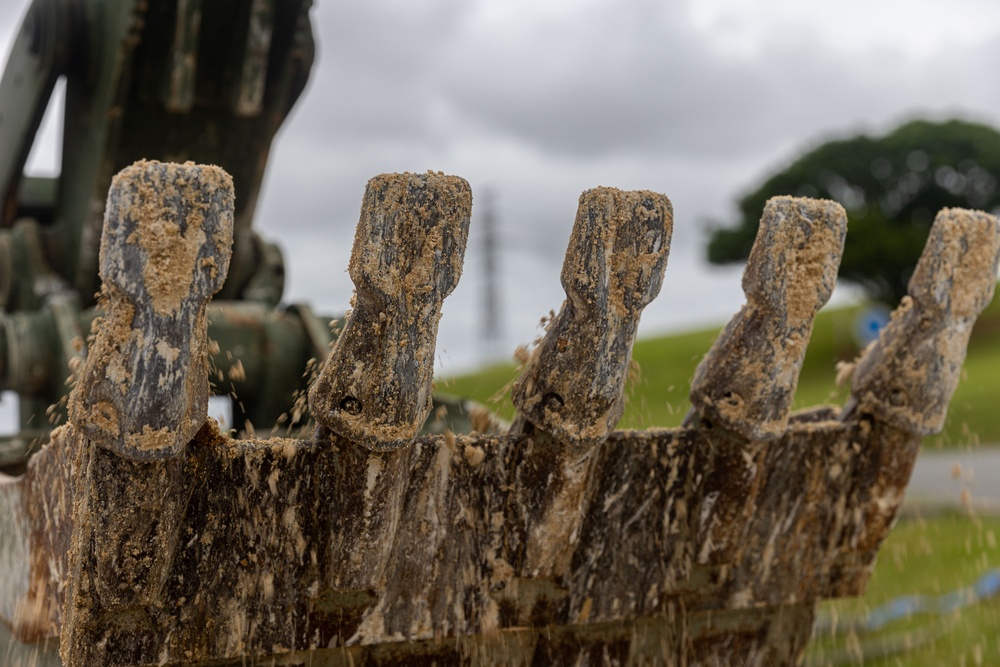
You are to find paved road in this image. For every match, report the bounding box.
[905,447,1000,512]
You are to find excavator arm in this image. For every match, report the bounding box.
[0,0,75,228]
[0,0,481,463]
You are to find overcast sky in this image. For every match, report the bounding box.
[4,0,1000,374]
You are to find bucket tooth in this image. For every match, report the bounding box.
[511,188,673,446]
[60,161,234,664]
[687,196,846,440]
[848,208,1000,434]
[69,160,234,460]
[684,197,845,568]
[502,188,670,583]
[830,209,1000,593]
[309,172,472,451]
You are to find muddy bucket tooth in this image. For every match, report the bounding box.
[3,168,999,667]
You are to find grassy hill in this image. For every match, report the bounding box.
[806,513,1000,666]
[438,293,1000,448]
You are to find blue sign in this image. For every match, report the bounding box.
[854,306,891,346]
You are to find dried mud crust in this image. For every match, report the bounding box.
[69,160,234,458]
[753,196,846,329]
[561,187,672,321]
[851,207,1000,434]
[54,421,855,666]
[106,160,234,317]
[512,187,673,445]
[310,172,472,450]
[688,196,847,440]
[910,208,999,318]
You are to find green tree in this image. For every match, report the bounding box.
[707,119,1000,304]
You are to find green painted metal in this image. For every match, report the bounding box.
[0,0,322,450]
[1,0,315,303]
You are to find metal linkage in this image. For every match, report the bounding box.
[0,0,321,455]
[0,162,997,667]
[1,0,313,306]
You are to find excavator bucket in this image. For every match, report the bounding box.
[2,1,999,666]
[0,160,997,666]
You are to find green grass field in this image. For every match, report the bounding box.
[437,293,1000,447]
[806,514,1000,666]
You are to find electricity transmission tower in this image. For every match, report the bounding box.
[480,188,503,362]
